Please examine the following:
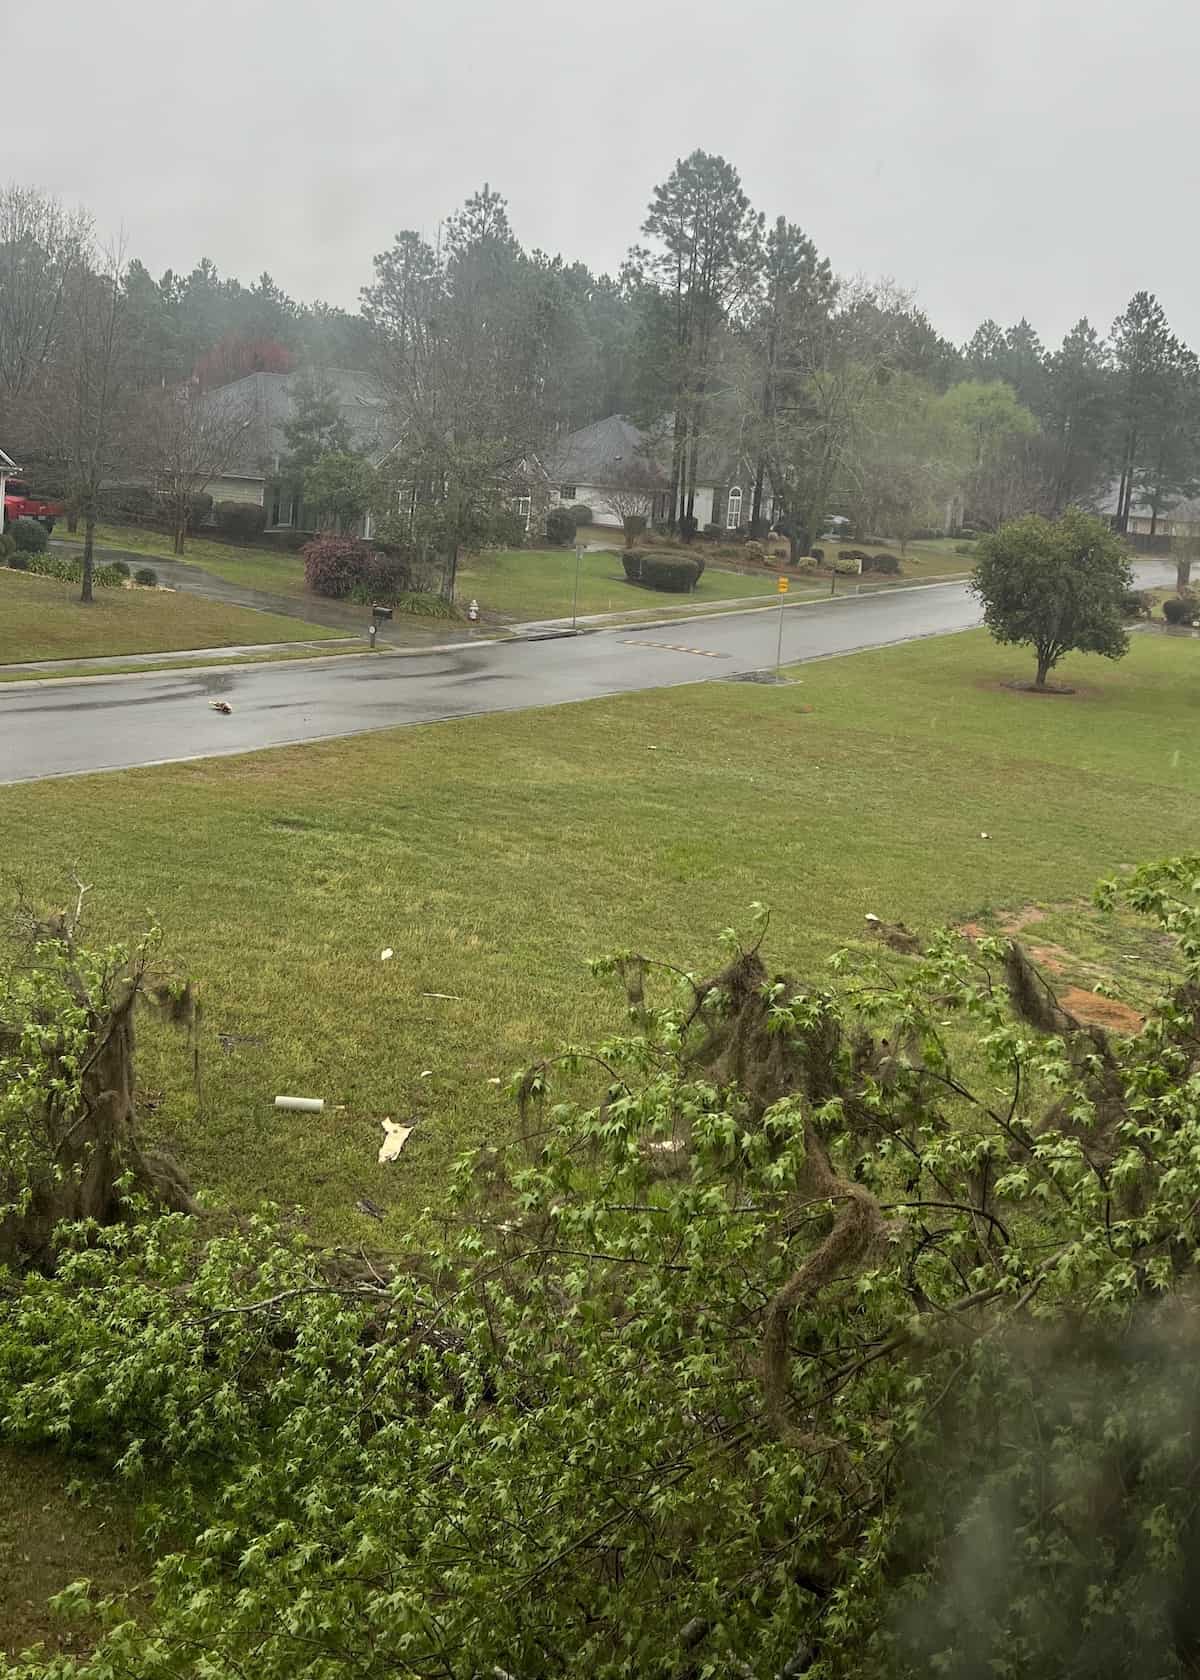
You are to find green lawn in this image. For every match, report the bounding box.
[0,1448,141,1659]
[457,546,780,620]
[0,568,342,662]
[60,521,313,597]
[0,630,1195,1250]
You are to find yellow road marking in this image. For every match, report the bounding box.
[620,640,730,659]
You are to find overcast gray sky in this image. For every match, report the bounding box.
[9,0,1199,348]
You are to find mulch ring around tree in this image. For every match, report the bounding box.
[971,677,1102,700]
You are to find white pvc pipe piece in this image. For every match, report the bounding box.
[274,1095,325,1114]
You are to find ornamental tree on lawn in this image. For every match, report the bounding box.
[971,507,1133,688]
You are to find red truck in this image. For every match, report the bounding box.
[3,478,65,533]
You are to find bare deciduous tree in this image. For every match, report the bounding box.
[597,460,662,546]
[0,184,92,427]
[29,241,134,601]
[133,381,255,553]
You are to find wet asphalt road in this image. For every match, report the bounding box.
[0,567,1174,786]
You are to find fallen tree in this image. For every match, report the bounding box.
[0,883,195,1267]
[4,860,1200,1677]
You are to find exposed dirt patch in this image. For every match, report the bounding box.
[1029,943,1070,975]
[974,678,1100,701]
[1059,987,1145,1033]
[999,904,1046,935]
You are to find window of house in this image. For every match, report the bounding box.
[560,485,577,500]
[726,486,742,530]
[513,495,532,528]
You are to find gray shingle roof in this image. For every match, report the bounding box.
[546,415,665,486]
[204,368,393,480]
[1095,479,1200,523]
[546,413,762,492]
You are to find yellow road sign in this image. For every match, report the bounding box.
[777,575,789,593]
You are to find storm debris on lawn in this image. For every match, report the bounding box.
[208,700,233,714]
[378,1118,415,1163]
[864,914,922,955]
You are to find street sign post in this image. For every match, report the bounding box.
[775,574,789,676]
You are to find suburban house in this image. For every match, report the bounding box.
[545,414,781,532]
[1096,481,1200,543]
[202,368,395,536]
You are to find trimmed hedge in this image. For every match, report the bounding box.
[1163,593,1198,626]
[214,500,269,540]
[865,552,901,575]
[567,504,593,528]
[134,567,158,587]
[622,551,701,592]
[100,484,157,524]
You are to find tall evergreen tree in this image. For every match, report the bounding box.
[1042,318,1112,512]
[1110,291,1177,530]
[634,151,763,535]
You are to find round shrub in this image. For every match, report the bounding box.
[109,559,131,579]
[702,523,722,541]
[11,518,49,556]
[302,534,375,599]
[545,507,577,546]
[621,550,645,583]
[214,500,269,540]
[186,491,214,531]
[638,555,702,593]
[624,514,649,546]
[1162,594,1197,626]
[568,504,593,528]
[865,552,901,575]
[95,563,127,588]
[134,566,158,587]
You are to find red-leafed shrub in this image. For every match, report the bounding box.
[302,535,414,602]
[303,534,374,598]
